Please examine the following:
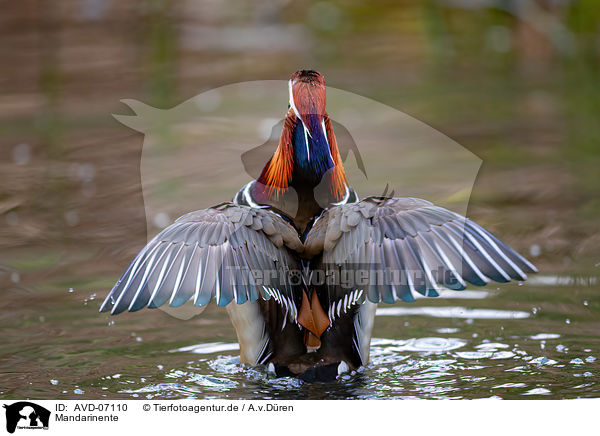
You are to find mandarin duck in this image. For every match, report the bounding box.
[101,70,537,382]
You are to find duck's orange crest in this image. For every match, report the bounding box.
[324,115,348,200]
[263,110,296,198]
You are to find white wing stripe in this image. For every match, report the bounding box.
[125,242,164,312]
[433,227,490,284]
[169,251,188,305]
[467,222,528,279]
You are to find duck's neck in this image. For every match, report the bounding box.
[291,114,334,186]
[254,112,347,229]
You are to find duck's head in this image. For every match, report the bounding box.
[288,69,327,135]
[258,70,347,202]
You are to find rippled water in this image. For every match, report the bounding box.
[2,0,600,404]
[1,274,598,400]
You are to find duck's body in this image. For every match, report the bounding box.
[101,70,537,381]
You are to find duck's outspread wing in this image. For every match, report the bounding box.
[100,203,303,315]
[304,196,537,306]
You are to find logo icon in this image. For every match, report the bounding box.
[3,402,50,434]
[111,81,481,321]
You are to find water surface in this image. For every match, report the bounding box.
[2,0,600,401]
[2,274,598,400]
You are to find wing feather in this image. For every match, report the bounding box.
[304,196,536,306]
[170,243,201,307]
[100,203,303,315]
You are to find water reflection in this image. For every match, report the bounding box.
[2,272,599,400]
[2,0,600,401]
[170,342,240,354]
[106,328,599,399]
[376,306,531,319]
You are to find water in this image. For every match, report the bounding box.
[1,275,598,400]
[2,0,600,401]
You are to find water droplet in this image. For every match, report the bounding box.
[73,389,84,395]
[13,143,31,165]
[136,337,143,342]
[64,210,80,227]
[50,379,58,385]
[585,356,596,363]
[583,300,589,306]
[529,244,541,257]
[77,163,96,182]
[570,358,584,365]
[583,372,593,377]
[153,212,170,229]
[68,288,74,293]
[565,318,571,324]
[6,211,19,226]
[157,365,164,370]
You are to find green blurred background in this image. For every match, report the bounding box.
[1,0,599,305]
